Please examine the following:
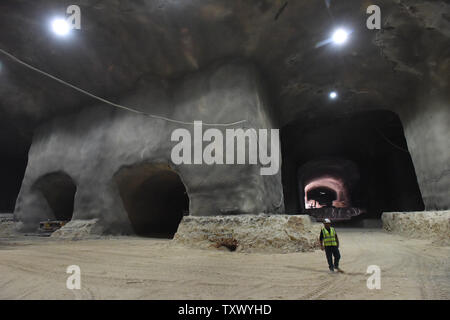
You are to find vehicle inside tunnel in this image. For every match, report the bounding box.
[114,164,189,238]
[281,110,425,224]
[32,172,76,221]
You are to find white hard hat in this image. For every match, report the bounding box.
[323,218,331,223]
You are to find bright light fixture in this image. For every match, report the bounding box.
[332,28,349,45]
[51,18,70,36]
[329,91,338,99]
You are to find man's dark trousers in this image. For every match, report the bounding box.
[325,246,340,270]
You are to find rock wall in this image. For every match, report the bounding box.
[382,211,450,245]
[14,61,284,233]
[173,214,321,253]
[0,214,15,238]
[376,2,450,211]
[399,94,450,211]
[50,219,103,240]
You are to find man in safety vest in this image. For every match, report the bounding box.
[319,218,343,273]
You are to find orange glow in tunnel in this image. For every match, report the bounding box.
[304,176,350,209]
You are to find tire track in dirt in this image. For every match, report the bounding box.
[0,230,448,299]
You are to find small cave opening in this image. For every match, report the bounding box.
[115,163,189,238]
[281,110,424,224]
[32,172,77,221]
[306,186,337,208]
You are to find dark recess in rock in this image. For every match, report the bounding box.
[32,172,76,221]
[281,110,425,221]
[114,163,189,238]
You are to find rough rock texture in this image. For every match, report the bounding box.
[382,211,450,245]
[173,214,321,253]
[50,219,103,240]
[0,214,15,238]
[1,0,449,228]
[3,0,448,131]
[14,61,284,233]
[399,98,450,211]
[375,1,450,211]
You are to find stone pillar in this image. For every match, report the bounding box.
[398,92,450,210]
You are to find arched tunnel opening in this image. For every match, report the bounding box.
[298,159,362,221]
[32,172,76,221]
[281,110,425,226]
[115,163,189,238]
[306,186,337,208]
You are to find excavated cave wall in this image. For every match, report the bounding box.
[374,1,450,211]
[399,95,450,211]
[173,214,321,253]
[13,61,284,233]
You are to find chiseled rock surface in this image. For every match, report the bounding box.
[13,61,283,233]
[173,214,321,253]
[51,219,103,240]
[382,211,450,245]
[0,214,15,238]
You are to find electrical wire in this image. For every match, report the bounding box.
[0,48,247,127]
[373,127,409,153]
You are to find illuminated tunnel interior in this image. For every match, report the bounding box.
[298,158,362,221]
[306,186,337,208]
[32,172,77,221]
[281,110,425,224]
[115,163,189,238]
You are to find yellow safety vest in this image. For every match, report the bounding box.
[322,227,337,246]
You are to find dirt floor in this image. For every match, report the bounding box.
[0,228,449,299]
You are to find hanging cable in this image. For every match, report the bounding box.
[0,48,247,127]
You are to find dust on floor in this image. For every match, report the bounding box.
[0,229,449,299]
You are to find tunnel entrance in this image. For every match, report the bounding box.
[298,158,362,221]
[307,187,337,208]
[281,110,425,224]
[32,172,76,221]
[115,163,189,238]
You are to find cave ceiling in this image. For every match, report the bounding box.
[0,0,449,157]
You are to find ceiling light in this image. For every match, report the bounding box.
[329,91,338,99]
[51,18,70,36]
[332,28,349,45]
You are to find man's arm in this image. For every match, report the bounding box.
[336,233,339,248]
